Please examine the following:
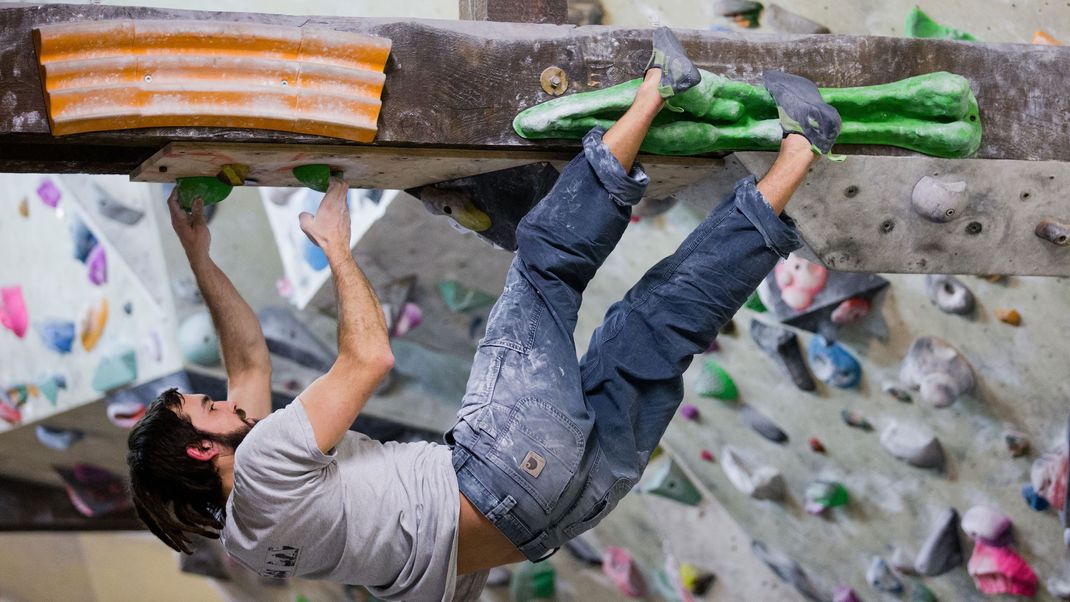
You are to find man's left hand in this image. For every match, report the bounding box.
[168,188,211,263]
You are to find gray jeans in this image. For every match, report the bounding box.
[447,127,801,561]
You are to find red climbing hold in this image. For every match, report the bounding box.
[808,438,826,453]
[701,449,716,462]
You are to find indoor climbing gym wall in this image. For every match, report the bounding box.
[0,175,183,437]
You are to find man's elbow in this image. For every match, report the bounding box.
[337,348,394,379]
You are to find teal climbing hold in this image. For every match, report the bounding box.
[509,561,555,602]
[437,280,497,313]
[35,374,64,405]
[91,345,138,392]
[176,177,232,210]
[695,359,739,401]
[643,459,703,506]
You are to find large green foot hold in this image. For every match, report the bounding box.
[905,7,977,41]
[514,70,982,159]
[175,177,232,210]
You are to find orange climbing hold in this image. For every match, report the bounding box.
[995,308,1021,327]
[33,20,390,143]
[1033,30,1061,46]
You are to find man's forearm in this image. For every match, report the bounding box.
[327,252,391,363]
[188,254,271,375]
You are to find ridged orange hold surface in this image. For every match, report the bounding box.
[33,20,391,142]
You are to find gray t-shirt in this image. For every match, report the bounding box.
[221,398,488,601]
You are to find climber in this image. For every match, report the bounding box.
[126,26,840,601]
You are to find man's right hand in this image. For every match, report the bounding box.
[299,178,351,262]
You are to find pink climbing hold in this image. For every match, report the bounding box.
[680,403,700,421]
[830,297,871,325]
[86,244,107,286]
[701,449,716,462]
[0,391,21,425]
[832,586,861,602]
[392,302,423,337]
[967,541,1037,597]
[603,546,646,597]
[1031,450,1068,510]
[0,286,29,339]
[37,178,61,208]
[774,254,828,310]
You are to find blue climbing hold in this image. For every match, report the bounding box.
[36,319,75,354]
[69,216,98,263]
[1022,484,1050,511]
[35,425,84,451]
[807,336,861,388]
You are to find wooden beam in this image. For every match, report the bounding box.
[1,4,1069,176]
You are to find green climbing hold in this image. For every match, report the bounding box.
[293,164,343,193]
[696,359,739,401]
[905,7,977,41]
[514,70,982,159]
[176,177,232,210]
[643,458,703,506]
[509,561,555,602]
[437,280,497,313]
[91,345,138,392]
[744,291,767,313]
[804,480,849,514]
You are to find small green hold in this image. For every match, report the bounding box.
[841,409,873,431]
[437,280,497,313]
[642,459,703,506]
[905,6,977,41]
[292,164,334,193]
[744,291,767,313]
[696,359,739,401]
[176,177,232,210]
[910,581,938,602]
[804,480,849,514]
[509,561,555,602]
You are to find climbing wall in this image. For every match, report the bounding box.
[0,174,183,434]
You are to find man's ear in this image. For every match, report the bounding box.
[186,440,219,462]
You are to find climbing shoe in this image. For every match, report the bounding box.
[762,70,843,159]
[645,26,702,111]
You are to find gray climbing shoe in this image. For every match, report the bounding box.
[646,26,702,111]
[763,70,843,159]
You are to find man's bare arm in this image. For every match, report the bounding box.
[296,179,394,453]
[168,192,272,420]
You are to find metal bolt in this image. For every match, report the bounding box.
[158,166,167,173]
[844,185,859,198]
[144,74,152,83]
[880,219,895,233]
[550,76,561,87]
[1020,191,1031,200]
[281,80,288,86]
[966,221,983,235]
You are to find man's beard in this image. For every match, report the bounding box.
[207,418,256,450]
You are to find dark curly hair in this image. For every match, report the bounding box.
[127,388,231,554]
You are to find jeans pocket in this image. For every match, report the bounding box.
[561,476,636,540]
[486,397,585,515]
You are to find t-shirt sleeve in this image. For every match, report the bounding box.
[234,397,336,482]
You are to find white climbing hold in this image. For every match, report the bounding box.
[912,176,968,223]
[721,446,786,501]
[899,336,974,407]
[879,421,945,469]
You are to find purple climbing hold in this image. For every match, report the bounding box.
[962,505,1013,547]
[37,178,62,208]
[680,403,700,421]
[53,463,132,517]
[832,586,861,602]
[86,244,107,285]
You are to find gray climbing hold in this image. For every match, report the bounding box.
[721,446,786,501]
[487,566,511,587]
[92,183,144,225]
[634,196,678,218]
[714,0,763,17]
[749,320,816,391]
[925,275,975,315]
[880,421,946,470]
[740,404,788,443]
[912,176,968,223]
[866,556,903,593]
[764,4,830,33]
[962,505,1012,546]
[178,311,220,366]
[564,534,602,566]
[751,541,823,602]
[915,508,964,576]
[1036,218,1070,246]
[899,336,974,407]
[258,306,337,373]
